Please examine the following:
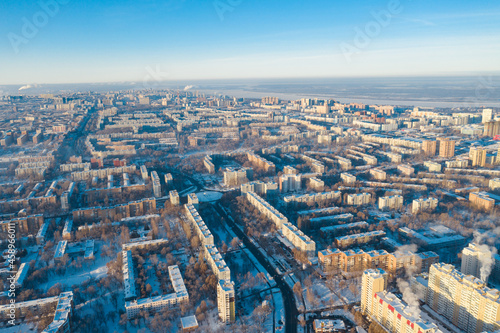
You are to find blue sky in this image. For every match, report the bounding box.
[0,0,499,84]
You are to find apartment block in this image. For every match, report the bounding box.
[469,147,487,167]
[461,243,495,283]
[427,263,500,333]
[397,164,414,176]
[125,265,189,319]
[279,173,302,193]
[340,172,356,184]
[170,190,180,206]
[184,204,214,246]
[346,193,371,206]
[217,280,235,323]
[489,178,500,190]
[151,171,161,197]
[438,138,455,158]
[370,168,387,181]
[469,192,495,211]
[224,167,252,187]
[424,161,442,172]
[412,198,438,214]
[378,195,403,210]
[335,230,385,248]
[361,268,388,315]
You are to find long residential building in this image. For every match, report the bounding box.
[125,265,189,319]
[184,204,214,246]
[412,197,438,214]
[318,248,438,276]
[245,191,316,257]
[361,269,440,333]
[283,191,341,206]
[427,263,500,333]
[204,244,231,281]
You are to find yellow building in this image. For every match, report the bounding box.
[427,263,500,333]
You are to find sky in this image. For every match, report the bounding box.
[0,0,500,85]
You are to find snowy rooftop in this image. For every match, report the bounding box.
[180,315,199,330]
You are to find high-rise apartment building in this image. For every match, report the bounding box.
[469,147,487,167]
[422,140,437,156]
[217,280,235,323]
[151,171,161,197]
[361,268,388,315]
[484,120,500,137]
[427,263,500,333]
[438,138,455,158]
[483,108,493,123]
[461,243,495,283]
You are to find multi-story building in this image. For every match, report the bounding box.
[204,244,231,281]
[245,191,288,228]
[483,108,493,123]
[284,191,341,207]
[309,177,324,190]
[438,138,455,158]
[361,268,388,315]
[346,193,371,206]
[187,193,199,207]
[169,190,180,206]
[140,165,148,181]
[483,120,500,137]
[412,198,438,214]
[336,157,352,170]
[469,147,487,167]
[469,192,495,211]
[370,168,387,181]
[422,140,437,156]
[281,221,316,257]
[424,161,442,172]
[461,243,495,283]
[151,171,161,197]
[445,158,469,168]
[283,166,298,174]
[245,191,315,257]
[371,291,440,333]
[164,173,173,187]
[340,172,356,184]
[489,178,500,190]
[335,230,385,248]
[427,263,500,333]
[378,195,403,210]
[122,250,137,301]
[246,152,276,173]
[279,174,302,193]
[223,167,252,187]
[217,280,235,323]
[240,181,278,196]
[125,265,189,319]
[73,198,156,222]
[397,164,414,176]
[184,204,214,246]
[40,291,74,333]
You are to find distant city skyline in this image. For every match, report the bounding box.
[1,0,500,84]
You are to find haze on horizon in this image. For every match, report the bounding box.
[1,0,500,85]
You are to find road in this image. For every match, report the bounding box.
[213,202,298,333]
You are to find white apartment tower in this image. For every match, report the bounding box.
[361,268,388,316]
[217,280,235,323]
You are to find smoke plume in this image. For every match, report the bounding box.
[472,230,499,282]
[397,279,421,318]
